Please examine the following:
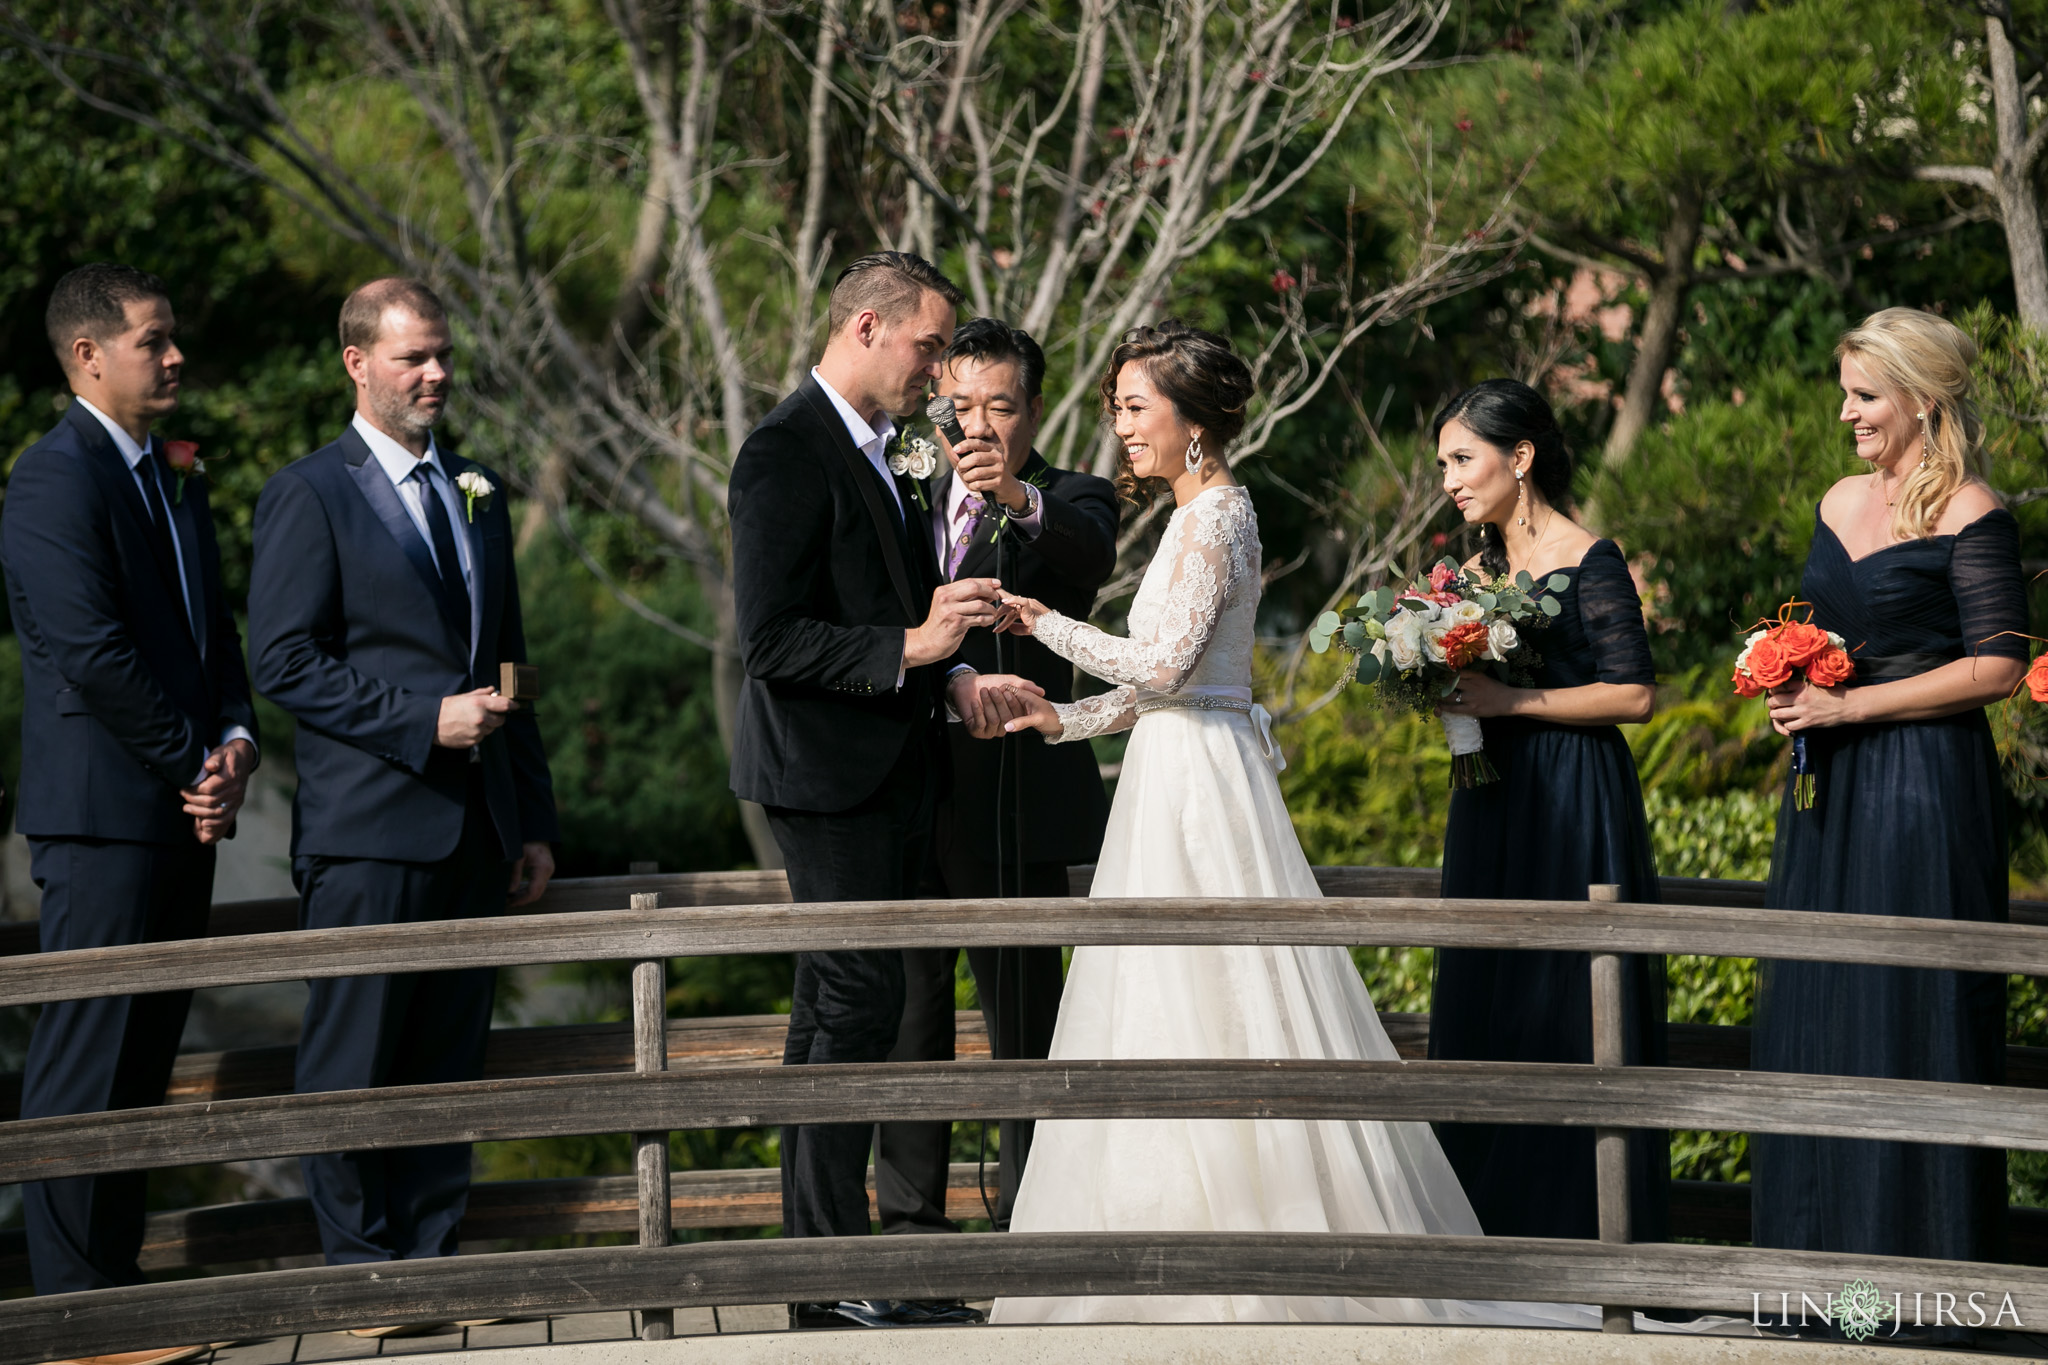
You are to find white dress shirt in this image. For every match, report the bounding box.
[74,397,255,776]
[351,413,480,659]
[811,368,903,519]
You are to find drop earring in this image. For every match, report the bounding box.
[1185,435,1204,475]
[1515,469,1526,527]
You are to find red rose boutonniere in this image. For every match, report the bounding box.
[162,440,205,504]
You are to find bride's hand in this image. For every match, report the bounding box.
[996,592,1051,636]
[1434,670,1515,719]
[994,684,1062,736]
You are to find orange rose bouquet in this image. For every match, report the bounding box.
[1732,601,1855,809]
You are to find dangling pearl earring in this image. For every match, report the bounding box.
[1185,435,1204,475]
[1515,469,1527,527]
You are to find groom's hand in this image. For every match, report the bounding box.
[905,578,1002,668]
[438,688,515,747]
[954,672,1046,739]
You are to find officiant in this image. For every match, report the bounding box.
[876,318,1118,1233]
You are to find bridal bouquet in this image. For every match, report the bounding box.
[1310,560,1564,787]
[1729,600,1854,810]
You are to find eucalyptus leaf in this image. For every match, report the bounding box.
[1515,570,1535,590]
[1355,653,1383,685]
[1540,596,1562,617]
[1547,573,1571,593]
[1341,621,1367,649]
[1308,633,1331,654]
[1316,611,1341,634]
[1478,592,1498,610]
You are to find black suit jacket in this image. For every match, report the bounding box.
[925,453,1117,864]
[247,426,557,862]
[728,377,957,813]
[1,401,258,843]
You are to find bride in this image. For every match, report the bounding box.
[979,322,1596,1327]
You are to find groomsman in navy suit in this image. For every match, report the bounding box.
[248,277,558,1265]
[3,264,259,1313]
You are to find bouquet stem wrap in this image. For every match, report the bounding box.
[1791,733,1814,810]
[1440,714,1497,789]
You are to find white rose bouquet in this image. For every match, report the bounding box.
[1310,558,1565,788]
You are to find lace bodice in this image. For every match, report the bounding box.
[1036,484,1262,742]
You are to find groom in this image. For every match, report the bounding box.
[728,252,1038,1327]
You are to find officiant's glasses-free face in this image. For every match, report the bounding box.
[936,356,1041,477]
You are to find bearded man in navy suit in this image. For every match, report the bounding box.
[3,264,259,1325]
[248,277,558,1266]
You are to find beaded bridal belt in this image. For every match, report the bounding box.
[1134,694,1253,716]
[1132,687,1287,773]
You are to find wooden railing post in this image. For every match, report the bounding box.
[629,891,673,1342]
[1587,882,1633,1334]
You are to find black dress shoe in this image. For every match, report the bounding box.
[789,1302,859,1331]
[833,1300,986,1327]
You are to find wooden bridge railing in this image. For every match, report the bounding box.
[0,870,2046,1360]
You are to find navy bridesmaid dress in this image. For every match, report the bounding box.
[1430,538,1670,1242]
[1753,507,2027,1265]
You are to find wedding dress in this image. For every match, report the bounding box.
[988,484,1596,1327]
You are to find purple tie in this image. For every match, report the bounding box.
[946,493,989,580]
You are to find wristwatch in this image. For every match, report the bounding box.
[1000,481,1038,517]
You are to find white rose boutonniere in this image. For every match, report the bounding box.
[886,434,941,511]
[455,470,495,524]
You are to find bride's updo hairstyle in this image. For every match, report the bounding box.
[1429,378,1572,577]
[1100,320,1256,507]
[1835,307,1989,542]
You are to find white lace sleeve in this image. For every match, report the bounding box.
[1048,685,1136,744]
[1033,491,1247,691]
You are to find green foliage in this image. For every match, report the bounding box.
[1642,789,1777,881]
[1279,652,1453,872]
[1536,0,1884,227]
[514,515,749,878]
[1588,367,1850,673]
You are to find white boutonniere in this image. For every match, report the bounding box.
[886,434,941,511]
[454,469,494,524]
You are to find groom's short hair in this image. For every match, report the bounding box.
[46,263,170,373]
[339,277,448,353]
[827,252,963,337]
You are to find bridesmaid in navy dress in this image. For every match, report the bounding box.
[1426,380,1670,1242]
[1755,308,2027,1270]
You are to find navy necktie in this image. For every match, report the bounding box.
[413,463,472,655]
[145,452,206,656]
[134,447,201,651]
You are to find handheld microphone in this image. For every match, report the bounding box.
[926,394,968,446]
